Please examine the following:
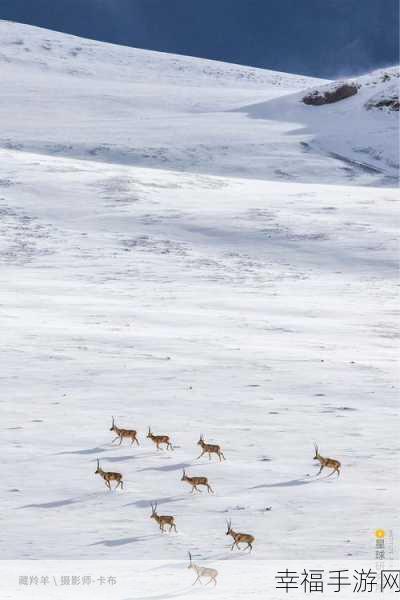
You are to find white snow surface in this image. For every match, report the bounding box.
[240,67,399,181]
[0,20,399,569]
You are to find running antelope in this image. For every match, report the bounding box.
[95,458,123,490]
[147,427,173,450]
[313,443,341,477]
[150,502,177,533]
[197,434,225,462]
[225,520,255,552]
[110,417,139,446]
[188,552,218,586]
[181,469,214,494]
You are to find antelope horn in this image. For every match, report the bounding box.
[188,551,192,564]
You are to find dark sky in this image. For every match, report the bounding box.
[0,0,398,77]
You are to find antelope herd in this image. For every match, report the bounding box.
[93,418,341,582]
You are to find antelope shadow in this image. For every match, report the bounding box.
[56,446,106,456]
[19,498,78,509]
[90,535,156,547]
[124,496,186,509]
[137,462,191,473]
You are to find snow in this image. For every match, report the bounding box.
[240,67,399,182]
[0,19,398,595]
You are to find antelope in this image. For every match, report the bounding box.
[181,469,214,494]
[147,427,173,450]
[187,552,218,586]
[150,502,177,533]
[313,443,341,477]
[110,417,139,446]
[197,434,225,462]
[95,458,123,490]
[225,520,255,552]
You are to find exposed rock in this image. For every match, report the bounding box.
[364,70,399,111]
[303,83,359,106]
[366,96,399,111]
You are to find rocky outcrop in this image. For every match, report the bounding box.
[365,73,399,111]
[303,82,359,106]
[367,97,399,111]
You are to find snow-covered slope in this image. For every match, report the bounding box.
[0,19,318,89]
[0,19,398,594]
[1,21,397,187]
[241,67,399,182]
[0,20,330,183]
